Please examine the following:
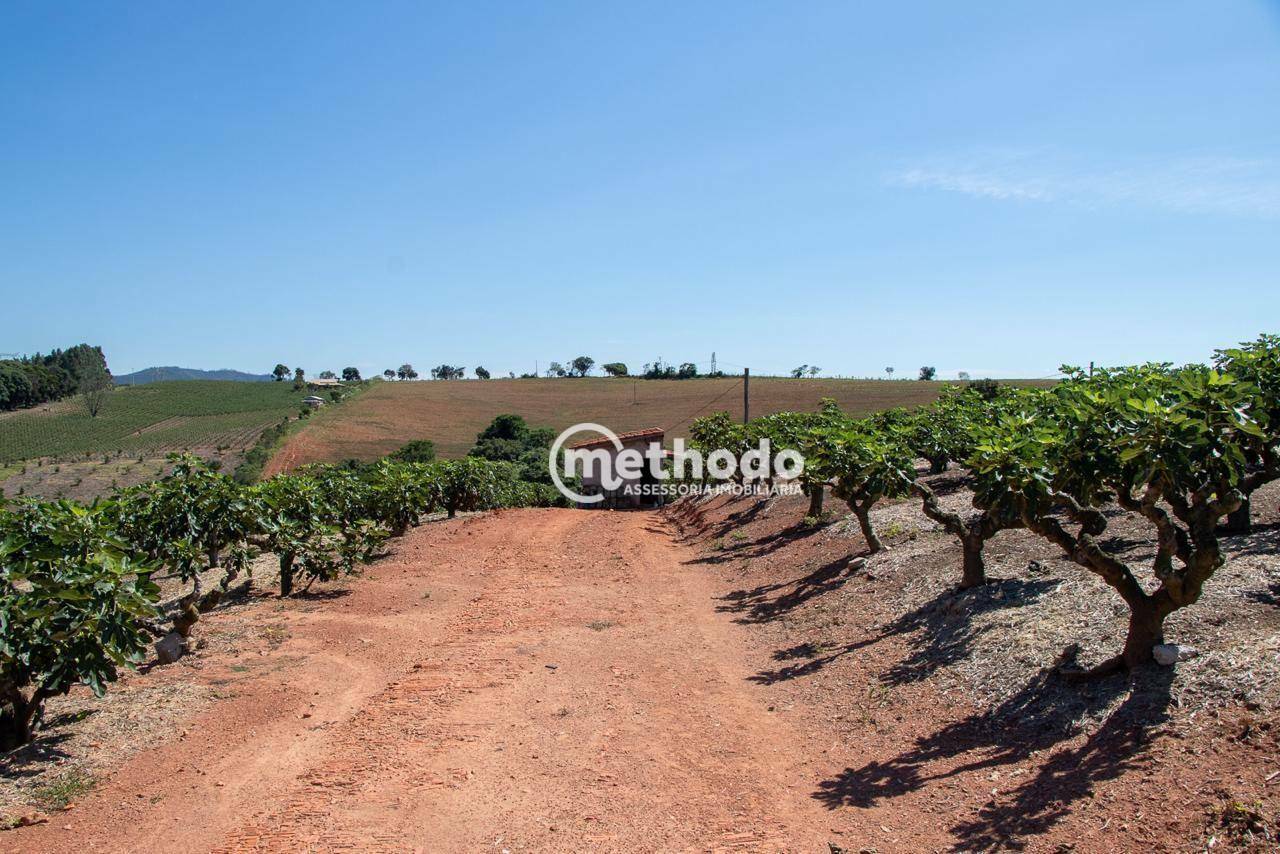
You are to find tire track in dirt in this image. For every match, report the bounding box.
[11,509,841,853]
[213,517,574,852]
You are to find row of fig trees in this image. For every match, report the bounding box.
[690,334,1280,676]
[0,455,563,749]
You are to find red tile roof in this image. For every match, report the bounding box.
[568,427,664,449]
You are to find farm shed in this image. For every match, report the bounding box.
[302,395,326,409]
[570,427,666,510]
[307,377,343,388]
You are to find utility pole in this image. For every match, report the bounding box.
[743,368,750,423]
[1088,361,1094,378]
[710,351,717,375]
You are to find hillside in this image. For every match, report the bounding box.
[264,376,1047,473]
[114,366,273,385]
[0,380,309,500]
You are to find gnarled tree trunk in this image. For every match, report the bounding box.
[960,538,986,589]
[915,481,1014,589]
[1023,483,1232,675]
[1121,599,1169,669]
[805,483,824,519]
[0,685,48,750]
[851,504,882,553]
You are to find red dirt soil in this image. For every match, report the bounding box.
[6,505,1275,852]
[7,510,842,852]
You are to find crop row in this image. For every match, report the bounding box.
[689,334,1279,677]
[0,454,562,749]
[0,381,306,463]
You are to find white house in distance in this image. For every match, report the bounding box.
[302,395,326,409]
[570,427,665,509]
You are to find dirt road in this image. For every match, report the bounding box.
[12,509,840,852]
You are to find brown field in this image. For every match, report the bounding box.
[265,377,1049,473]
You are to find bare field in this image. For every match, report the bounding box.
[265,376,1042,473]
[0,448,248,502]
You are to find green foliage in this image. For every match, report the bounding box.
[251,472,376,596]
[359,460,437,536]
[0,343,109,412]
[918,366,937,381]
[389,439,437,464]
[341,367,362,382]
[474,366,491,380]
[689,412,748,480]
[431,457,512,517]
[966,364,1267,669]
[1213,333,1280,497]
[0,381,306,465]
[468,414,556,483]
[601,362,628,377]
[695,334,1279,668]
[570,356,595,377]
[0,500,159,747]
[233,417,295,485]
[811,425,915,552]
[111,454,258,591]
[966,377,1002,400]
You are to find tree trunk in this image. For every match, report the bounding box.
[1219,496,1251,534]
[1121,602,1166,670]
[853,505,882,553]
[0,689,42,750]
[806,485,824,519]
[959,538,986,589]
[279,553,295,597]
[929,457,949,475]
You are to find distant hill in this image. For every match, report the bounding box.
[115,367,273,385]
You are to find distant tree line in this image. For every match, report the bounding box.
[0,344,111,412]
[272,357,953,386]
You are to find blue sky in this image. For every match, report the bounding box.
[2,1,1278,379]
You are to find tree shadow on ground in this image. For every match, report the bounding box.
[1,718,80,780]
[291,586,353,601]
[1245,581,1280,607]
[1223,522,1280,559]
[687,520,830,566]
[747,577,1058,685]
[717,552,867,625]
[882,577,1061,686]
[813,666,1173,849]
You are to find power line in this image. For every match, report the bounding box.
[661,378,745,435]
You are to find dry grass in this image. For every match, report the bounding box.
[0,449,244,503]
[682,472,1280,720]
[265,376,1051,473]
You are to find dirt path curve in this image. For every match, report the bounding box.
[12,509,838,853]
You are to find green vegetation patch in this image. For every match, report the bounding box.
[0,381,307,463]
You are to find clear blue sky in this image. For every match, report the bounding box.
[3,1,1278,379]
